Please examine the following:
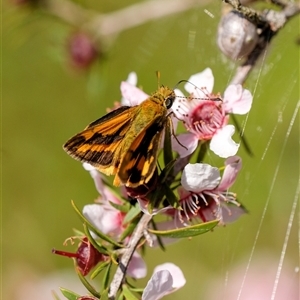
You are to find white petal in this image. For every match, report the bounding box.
[174,88,185,98]
[126,72,138,86]
[82,162,96,171]
[153,263,186,289]
[223,85,253,114]
[142,270,173,300]
[210,125,240,158]
[184,68,214,94]
[181,163,220,192]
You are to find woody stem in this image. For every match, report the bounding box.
[108,213,153,300]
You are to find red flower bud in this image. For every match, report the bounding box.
[68,32,98,69]
[52,237,104,276]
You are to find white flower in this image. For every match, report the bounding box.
[142,263,186,300]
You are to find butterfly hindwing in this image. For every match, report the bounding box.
[116,115,166,187]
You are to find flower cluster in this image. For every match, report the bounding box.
[54,69,252,300]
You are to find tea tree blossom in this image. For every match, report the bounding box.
[166,156,245,226]
[172,68,253,158]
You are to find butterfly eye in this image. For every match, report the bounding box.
[165,95,175,109]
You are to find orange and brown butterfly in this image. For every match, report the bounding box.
[63,85,176,188]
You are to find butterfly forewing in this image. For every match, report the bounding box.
[63,106,135,175]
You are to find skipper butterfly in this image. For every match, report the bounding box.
[63,86,176,187]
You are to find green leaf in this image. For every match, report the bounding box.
[71,200,122,248]
[109,200,130,213]
[163,184,180,208]
[59,288,80,300]
[100,289,109,300]
[90,261,111,280]
[129,287,144,293]
[159,159,177,184]
[122,285,139,300]
[83,223,109,255]
[117,292,125,300]
[196,141,208,163]
[119,216,139,242]
[150,219,165,251]
[163,117,174,167]
[77,269,100,298]
[103,260,111,289]
[148,219,219,238]
[72,228,85,237]
[123,204,141,224]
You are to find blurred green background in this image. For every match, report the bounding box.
[3,1,299,299]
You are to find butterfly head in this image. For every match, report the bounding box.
[152,86,176,109]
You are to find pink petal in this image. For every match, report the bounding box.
[184,68,214,95]
[153,263,186,289]
[220,203,246,223]
[210,125,240,158]
[217,156,242,190]
[181,163,220,192]
[223,84,253,114]
[120,81,149,106]
[172,133,198,157]
[127,251,147,279]
[200,201,245,224]
[142,270,173,300]
[83,204,121,235]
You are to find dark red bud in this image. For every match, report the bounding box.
[52,237,104,276]
[68,32,98,69]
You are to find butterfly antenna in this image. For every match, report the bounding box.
[173,79,195,90]
[173,79,222,102]
[156,71,161,88]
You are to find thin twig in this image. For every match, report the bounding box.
[108,213,152,300]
